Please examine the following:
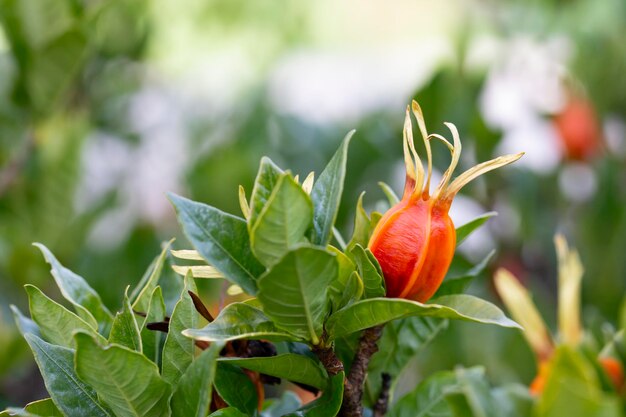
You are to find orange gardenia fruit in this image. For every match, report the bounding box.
[369,101,523,302]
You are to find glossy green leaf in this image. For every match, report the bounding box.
[183,302,297,343]
[249,157,284,228]
[140,287,167,364]
[536,346,621,417]
[327,247,359,311]
[378,181,400,206]
[435,250,496,297]
[284,371,344,417]
[34,243,113,336]
[365,316,448,406]
[74,332,171,417]
[260,391,301,417]
[25,285,105,348]
[349,244,385,298]
[326,294,520,340]
[171,342,223,417]
[455,212,497,247]
[169,193,264,295]
[131,240,173,313]
[162,273,198,386]
[387,370,456,417]
[214,363,258,416]
[346,192,371,250]
[23,333,113,417]
[250,174,313,267]
[108,293,142,352]
[4,398,63,417]
[310,130,354,245]
[257,246,338,344]
[219,353,328,389]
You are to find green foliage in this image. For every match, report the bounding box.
[454,212,497,247]
[5,136,529,417]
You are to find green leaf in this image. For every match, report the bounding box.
[23,333,113,417]
[209,408,248,417]
[310,130,354,246]
[249,157,284,228]
[74,332,172,417]
[349,244,385,298]
[250,173,313,267]
[140,287,167,364]
[183,302,297,343]
[25,284,105,348]
[34,243,113,336]
[365,316,448,406]
[10,305,40,337]
[387,370,456,417]
[536,346,621,417]
[219,353,328,389]
[455,212,497,247]
[214,363,258,415]
[326,294,520,340]
[131,240,173,313]
[435,250,496,297]
[171,342,223,417]
[260,391,301,417]
[327,247,360,312]
[257,246,338,344]
[346,192,371,250]
[169,193,264,295]
[6,398,63,417]
[284,371,344,417]
[378,181,400,206]
[162,273,197,386]
[108,293,142,352]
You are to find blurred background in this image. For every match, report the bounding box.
[1,0,625,408]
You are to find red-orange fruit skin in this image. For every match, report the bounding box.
[368,198,455,302]
[600,357,625,392]
[554,98,601,161]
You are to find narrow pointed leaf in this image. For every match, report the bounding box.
[346,192,371,251]
[108,294,142,352]
[169,193,264,295]
[140,287,167,364]
[455,212,497,247]
[162,273,198,386]
[74,332,171,417]
[34,243,113,335]
[311,130,354,245]
[25,285,105,348]
[349,244,385,298]
[183,302,297,342]
[131,240,173,312]
[214,363,258,415]
[250,174,313,267]
[326,294,520,340]
[327,247,359,311]
[171,342,223,417]
[23,333,113,417]
[10,305,40,337]
[257,246,338,344]
[219,353,328,389]
[378,181,400,206]
[249,157,284,228]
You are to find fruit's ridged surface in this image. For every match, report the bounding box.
[369,199,455,302]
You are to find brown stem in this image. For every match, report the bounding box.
[312,344,344,376]
[340,325,384,417]
[372,373,391,417]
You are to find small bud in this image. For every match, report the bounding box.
[369,101,523,302]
